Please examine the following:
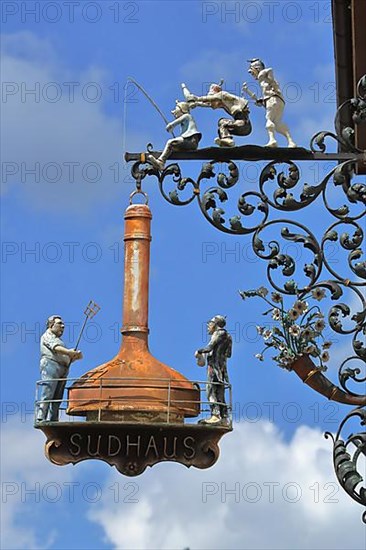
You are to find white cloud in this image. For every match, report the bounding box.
[88,420,365,550]
[0,417,74,549]
[1,32,144,212]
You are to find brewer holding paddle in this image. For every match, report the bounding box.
[36,301,100,422]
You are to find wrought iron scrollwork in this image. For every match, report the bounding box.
[325,408,366,523]
[126,74,365,515]
[311,75,366,154]
[339,357,366,397]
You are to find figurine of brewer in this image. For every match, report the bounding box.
[183,81,252,147]
[37,315,83,422]
[243,58,297,148]
[195,315,232,424]
[148,100,202,170]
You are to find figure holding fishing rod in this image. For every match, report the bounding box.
[147,99,202,171]
[126,78,202,171]
[36,301,100,422]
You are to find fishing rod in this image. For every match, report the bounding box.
[126,77,176,137]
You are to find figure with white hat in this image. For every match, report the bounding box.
[243,58,297,148]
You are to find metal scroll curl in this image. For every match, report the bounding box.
[157,159,270,234]
[325,408,366,522]
[158,163,198,206]
[196,161,268,235]
[339,357,366,398]
[310,130,349,154]
[311,75,366,154]
[259,160,325,211]
[326,284,365,337]
[259,159,365,219]
[322,160,366,220]
[322,220,365,286]
[251,220,323,295]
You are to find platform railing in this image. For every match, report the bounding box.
[34,376,233,427]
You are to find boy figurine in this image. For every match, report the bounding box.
[148,101,202,170]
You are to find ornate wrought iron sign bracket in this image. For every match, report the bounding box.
[125,76,366,518]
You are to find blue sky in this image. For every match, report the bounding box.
[1,1,365,549]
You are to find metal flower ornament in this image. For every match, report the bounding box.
[239,286,365,408]
[239,286,331,370]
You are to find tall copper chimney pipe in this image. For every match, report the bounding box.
[122,204,151,348]
[68,203,200,422]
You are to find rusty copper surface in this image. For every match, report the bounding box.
[68,204,200,421]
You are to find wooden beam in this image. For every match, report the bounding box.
[352,0,366,161]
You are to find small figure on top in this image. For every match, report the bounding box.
[195,315,232,425]
[183,81,252,147]
[243,58,297,148]
[148,100,202,171]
